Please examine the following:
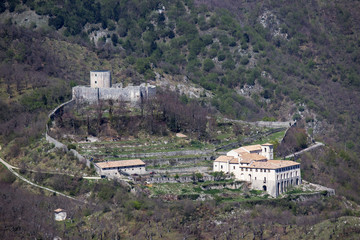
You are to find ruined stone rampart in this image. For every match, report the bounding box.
[72,83,156,103]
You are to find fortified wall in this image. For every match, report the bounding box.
[73,71,156,103]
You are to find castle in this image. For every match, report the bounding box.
[213,143,301,197]
[72,70,156,103]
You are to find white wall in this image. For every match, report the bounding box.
[90,71,111,88]
[213,161,229,173]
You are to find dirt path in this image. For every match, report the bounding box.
[0,156,84,202]
[285,142,325,159]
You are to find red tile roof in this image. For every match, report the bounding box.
[96,159,145,169]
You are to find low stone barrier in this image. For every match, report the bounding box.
[142,155,216,167]
[148,175,214,183]
[45,133,67,150]
[114,149,214,159]
[223,118,294,128]
[150,166,210,174]
[46,98,91,168]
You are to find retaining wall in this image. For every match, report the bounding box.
[223,118,295,128]
[152,166,210,174]
[148,175,214,183]
[143,155,215,167]
[114,149,214,159]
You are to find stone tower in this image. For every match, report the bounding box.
[261,143,274,160]
[90,70,111,88]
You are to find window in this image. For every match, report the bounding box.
[256,169,258,172]
[241,168,243,171]
[255,177,257,180]
[268,170,270,173]
[264,148,267,152]
[95,81,97,84]
[221,165,223,169]
[260,169,262,172]
[250,169,252,172]
[233,166,235,170]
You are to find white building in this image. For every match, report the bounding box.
[213,143,301,197]
[54,208,67,221]
[95,159,146,178]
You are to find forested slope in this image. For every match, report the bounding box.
[1,0,360,206]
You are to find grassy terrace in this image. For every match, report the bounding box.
[250,129,286,145]
[145,160,213,170]
[75,138,215,157]
[74,128,286,156]
[146,180,271,202]
[146,180,324,202]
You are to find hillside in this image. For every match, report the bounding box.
[1,0,360,238]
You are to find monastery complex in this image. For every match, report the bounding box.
[214,143,301,197]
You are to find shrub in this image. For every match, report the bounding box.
[218,53,226,61]
[132,200,142,210]
[203,59,215,72]
[67,144,76,150]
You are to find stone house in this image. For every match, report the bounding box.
[94,159,146,178]
[213,143,301,197]
[54,208,67,221]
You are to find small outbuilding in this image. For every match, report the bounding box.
[94,159,146,178]
[54,208,67,221]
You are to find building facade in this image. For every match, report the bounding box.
[213,143,301,197]
[95,159,146,178]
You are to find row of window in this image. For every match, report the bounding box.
[275,165,300,173]
[103,166,143,171]
[277,171,298,180]
[239,167,270,173]
[228,165,271,172]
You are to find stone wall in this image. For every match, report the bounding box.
[223,118,294,128]
[72,83,156,103]
[46,99,91,169]
[143,155,215,167]
[114,149,214,159]
[153,166,210,174]
[148,175,214,183]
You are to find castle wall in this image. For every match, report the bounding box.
[72,84,156,103]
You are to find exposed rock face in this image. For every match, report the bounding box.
[259,10,288,39]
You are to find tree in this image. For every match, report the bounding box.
[203,58,215,72]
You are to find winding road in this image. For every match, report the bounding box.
[0,157,83,202]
